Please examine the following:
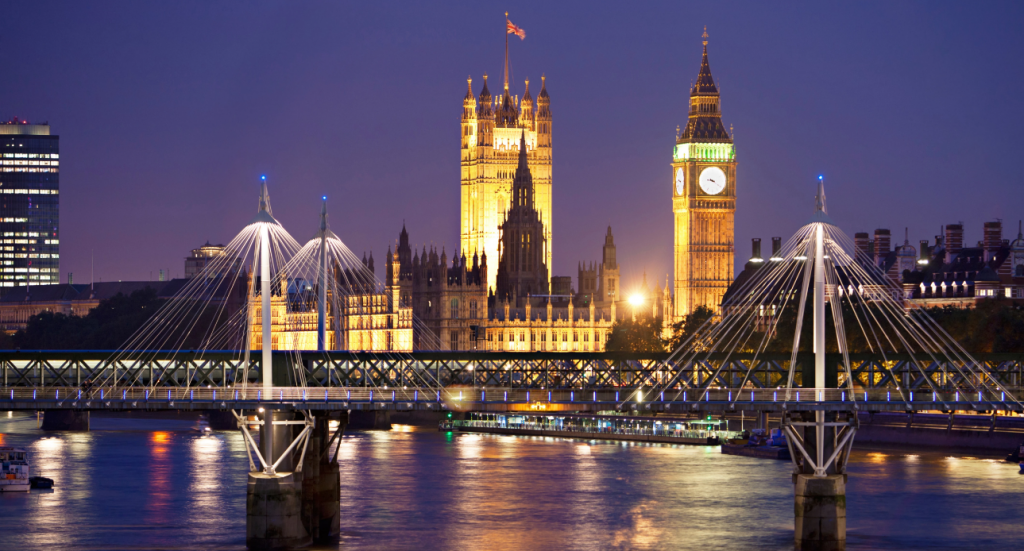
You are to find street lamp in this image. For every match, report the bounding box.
[628,293,644,320]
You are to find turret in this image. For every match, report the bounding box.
[602,226,617,268]
[397,223,412,279]
[477,74,494,147]
[390,249,401,308]
[386,245,394,282]
[462,76,476,120]
[440,247,447,289]
[536,75,551,148]
[461,77,477,149]
[520,78,534,130]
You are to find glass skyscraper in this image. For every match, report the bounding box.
[0,118,59,290]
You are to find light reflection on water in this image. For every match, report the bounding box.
[0,411,1021,550]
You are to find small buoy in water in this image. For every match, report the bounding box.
[1019,461,1023,474]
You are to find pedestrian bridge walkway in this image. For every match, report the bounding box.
[4,384,1022,413]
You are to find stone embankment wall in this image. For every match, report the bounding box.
[855,412,1024,452]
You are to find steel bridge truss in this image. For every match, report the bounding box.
[1,352,1021,394]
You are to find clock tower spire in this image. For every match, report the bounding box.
[671,28,736,320]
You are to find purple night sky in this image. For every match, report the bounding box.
[3,1,1022,295]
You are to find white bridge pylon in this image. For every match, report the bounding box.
[249,178,310,475]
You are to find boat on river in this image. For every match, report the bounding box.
[0,447,30,492]
[721,428,792,460]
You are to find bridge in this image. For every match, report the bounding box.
[3,351,1021,415]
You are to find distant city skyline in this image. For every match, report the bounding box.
[2,2,1022,296]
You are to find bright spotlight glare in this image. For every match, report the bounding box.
[261,175,266,181]
[628,294,645,307]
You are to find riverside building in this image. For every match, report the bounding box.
[0,117,59,291]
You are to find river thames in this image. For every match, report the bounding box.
[0,412,1021,550]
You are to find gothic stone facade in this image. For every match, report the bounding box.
[461,73,552,293]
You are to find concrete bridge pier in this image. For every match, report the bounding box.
[246,409,311,550]
[41,409,89,430]
[794,473,846,551]
[789,411,851,551]
[246,410,344,550]
[301,411,344,542]
[246,469,308,550]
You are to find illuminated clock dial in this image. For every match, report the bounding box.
[675,168,685,195]
[699,166,726,195]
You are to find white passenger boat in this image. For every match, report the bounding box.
[0,447,30,492]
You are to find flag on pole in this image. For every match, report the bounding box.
[506,19,525,40]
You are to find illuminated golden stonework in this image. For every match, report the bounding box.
[672,33,736,319]
[461,72,552,293]
[248,253,413,352]
[484,298,614,352]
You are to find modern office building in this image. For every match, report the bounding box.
[0,117,59,291]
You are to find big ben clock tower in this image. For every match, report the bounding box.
[672,28,735,320]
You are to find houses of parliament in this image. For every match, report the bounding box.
[373,32,734,351]
[235,32,734,352]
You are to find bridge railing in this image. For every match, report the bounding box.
[3,385,1021,406]
[1,351,1022,391]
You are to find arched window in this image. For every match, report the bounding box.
[450,299,459,319]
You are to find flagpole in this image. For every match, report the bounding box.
[504,12,509,90]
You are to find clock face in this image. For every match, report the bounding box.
[674,168,685,195]
[699,166,727,195]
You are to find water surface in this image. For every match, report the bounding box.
[0,412,1021,550]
